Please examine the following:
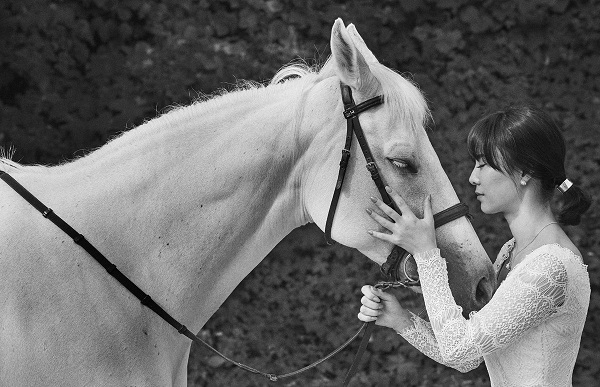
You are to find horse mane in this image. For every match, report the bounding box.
[270,59,325,85]
[0,145,22,172]
[148,60,325,135]
[0,158,19,171]
[0,58,429,174]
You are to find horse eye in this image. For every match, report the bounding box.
[389,159,417,174]
[392,159,408,168]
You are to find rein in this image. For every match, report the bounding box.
[0,169,353,382]
[0,83,470,385]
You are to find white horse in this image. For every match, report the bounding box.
[0,19,494,386]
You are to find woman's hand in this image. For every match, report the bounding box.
[366,186,437,256]
[358,285,407,330]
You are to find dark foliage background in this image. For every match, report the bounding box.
[1,0,599,386]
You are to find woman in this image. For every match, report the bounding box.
[358,105,591,386]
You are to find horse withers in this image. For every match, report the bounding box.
[0,19,494,386]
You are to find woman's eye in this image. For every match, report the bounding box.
[475,158,487,168]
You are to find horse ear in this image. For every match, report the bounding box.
[330,18,380,96]
[346,23,379,65]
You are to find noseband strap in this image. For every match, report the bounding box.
[433,201,471,227]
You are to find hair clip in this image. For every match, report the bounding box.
[557,178,573,194]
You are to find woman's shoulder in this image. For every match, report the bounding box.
[524,243,586,276]
[527,244,590,308]
[519,226,584,269]
[533,229,583,263]
[534,243,583,264]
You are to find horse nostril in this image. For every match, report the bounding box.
[475,276,493,309]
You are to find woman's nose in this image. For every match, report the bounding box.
[469,167,479,186]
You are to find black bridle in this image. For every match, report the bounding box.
[0,83,470,385]
[328,83,470,386]
[326,83,470,287]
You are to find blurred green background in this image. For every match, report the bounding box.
[1,1,598,386]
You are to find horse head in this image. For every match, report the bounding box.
[303,19,495,314]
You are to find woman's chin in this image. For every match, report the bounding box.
[479,204,500,215]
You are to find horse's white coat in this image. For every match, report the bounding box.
[0,19,494,386]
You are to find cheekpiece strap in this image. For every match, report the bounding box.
[325,84,385,245]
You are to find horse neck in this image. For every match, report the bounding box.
[27,81,323,330]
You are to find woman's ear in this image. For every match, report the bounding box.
[520,172,532,186]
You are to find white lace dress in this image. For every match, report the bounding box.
[399,240,590,387]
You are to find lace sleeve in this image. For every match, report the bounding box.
[411,248,567,366]
[399,312,483,373]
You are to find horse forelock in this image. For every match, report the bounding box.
[371,65,432,135]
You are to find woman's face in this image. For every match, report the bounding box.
[469,158,521,215]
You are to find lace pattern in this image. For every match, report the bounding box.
[397,241,590,386]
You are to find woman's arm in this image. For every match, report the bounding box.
[400,310,484,372]
[411,247,567,364]
[359,285,483,372]
[365,187,567,365]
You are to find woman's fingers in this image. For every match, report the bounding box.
[360,286,382,322]
[361,285,381,302]
[361,295,381,309]
[358,312,377,322]
[369,196,401,222]
[369,186,416,224]
[423,194,433,223]
[366,207,396,230]
[367,229,397,244]
[385,186,414,218]
[360,304,381,317]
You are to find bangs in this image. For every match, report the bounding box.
[467,112,517,174]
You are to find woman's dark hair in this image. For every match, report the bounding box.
[467,105,591,226]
